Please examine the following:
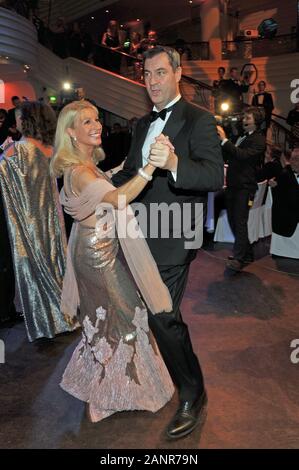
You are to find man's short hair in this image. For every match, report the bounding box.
[143,45,180,71]
[11,95,20,102]
[258,80,266,87]
[218,66,225,73]
[244,106,265,129]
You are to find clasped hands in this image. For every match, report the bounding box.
[216,125,227,142]
[148,134,178,172]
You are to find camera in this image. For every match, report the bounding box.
[215,113,243,140]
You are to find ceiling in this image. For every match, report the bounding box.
[38,0,203,29]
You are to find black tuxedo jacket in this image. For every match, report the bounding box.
[7,108,16,128]
[112,98,223,266]
[252,92,274,122]
[222,130,266,193]
[220,79,249,110]
[272,165,299,237]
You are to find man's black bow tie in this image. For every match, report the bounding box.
[149,106,174,123]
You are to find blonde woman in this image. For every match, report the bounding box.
[51,100,174,422]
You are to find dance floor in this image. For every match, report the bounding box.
[1,238,299,449]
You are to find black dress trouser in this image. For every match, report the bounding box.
[225,187,254,261]
[147,263,204,403]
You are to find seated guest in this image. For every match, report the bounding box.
[0,101,75,341]
[256,144,283,182]
[270,148,299,237]
[217,107,266,271]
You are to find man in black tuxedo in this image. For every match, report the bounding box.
[7,96,22,129]
[252,81,274,131]
[217,107,266,272]
[271,149,299,237]
[112,45,223,439]
[220,67,250,113]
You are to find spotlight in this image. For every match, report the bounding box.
[63,82,71,90]
[220,102,230,112]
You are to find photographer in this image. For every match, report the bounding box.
[217,106,266,272]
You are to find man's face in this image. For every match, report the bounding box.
[76,88,85,100]
[218,68,225,78]
[258,82,265,92]
[242,112,256,133]
[144,52,181,111]
[12,98,21,108]
[230,69,238,80]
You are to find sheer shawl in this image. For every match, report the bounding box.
[60,177,173,317]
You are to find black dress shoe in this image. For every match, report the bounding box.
[227,255,254,265]
[226,258,245,272]
[166,390,207,440]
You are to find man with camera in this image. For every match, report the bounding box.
[217,107,266,272]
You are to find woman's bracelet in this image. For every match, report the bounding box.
[138,168,153,181]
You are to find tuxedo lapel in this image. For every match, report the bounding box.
[134,117,151,168]
[162,99,186,142]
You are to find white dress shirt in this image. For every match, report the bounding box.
[142,94,181,181]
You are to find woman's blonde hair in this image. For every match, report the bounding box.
[51,100,105,177]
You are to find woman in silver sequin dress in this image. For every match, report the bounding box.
[0,101,74,342]
[51,100,174,422]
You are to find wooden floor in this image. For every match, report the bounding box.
[1,238,299,449]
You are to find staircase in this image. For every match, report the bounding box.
[181,55,299,118]
[33,44,151,120]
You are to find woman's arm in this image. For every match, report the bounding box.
[73,164,156,209]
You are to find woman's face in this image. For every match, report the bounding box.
[70,107,102,149]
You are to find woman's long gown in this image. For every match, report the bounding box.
[0,140,74,341]
[60,167,174,422]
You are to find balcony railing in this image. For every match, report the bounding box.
[166,42,210,61]
[222,33,298,60]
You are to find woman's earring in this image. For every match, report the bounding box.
[71,136,77,143]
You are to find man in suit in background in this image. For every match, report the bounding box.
[252,80,274,132]
[7,96,22,129]
[112,45,223,439]
[220,67,250,113]
[270,148,299,237]
[217,106,266,272]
